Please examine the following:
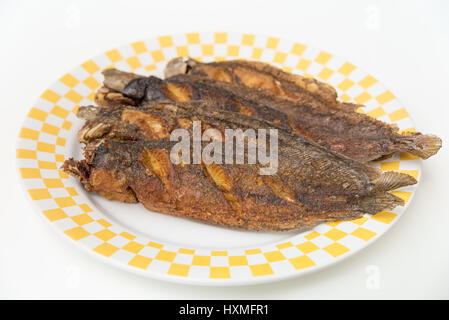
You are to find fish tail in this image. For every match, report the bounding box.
[372,171,417,192]
[359,192,404,214]
[396,133,442,159]
[359,170,418,214]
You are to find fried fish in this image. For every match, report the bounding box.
[63,102,416,231]
[96,68,441,162]
[165,57,344,109]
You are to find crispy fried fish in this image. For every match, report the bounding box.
[96,68,441,162]
[165,57,345,109]
[63,102,416,231]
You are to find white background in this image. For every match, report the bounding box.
[1,0,448,299]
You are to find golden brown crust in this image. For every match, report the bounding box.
[62,103,416,231]
[165,58,339,107]
[102,68,441,161]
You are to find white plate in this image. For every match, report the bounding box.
[16,32,421,285]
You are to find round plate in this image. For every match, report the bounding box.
[16,32,421,285]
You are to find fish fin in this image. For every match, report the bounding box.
[403,134,442,159]
[338,102,361,113]
[310,211,363,222]
[389,123,400,131]
[360,192,404,214]
[372,171,417,192]
[372,153,394,162]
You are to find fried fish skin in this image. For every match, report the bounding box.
[98,69,442,162]
[165,57,344,109]
[63,102,416,231]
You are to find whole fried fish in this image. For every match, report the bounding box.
[96,68,441,162]
[165,57,345,109]
[63,102,416,231]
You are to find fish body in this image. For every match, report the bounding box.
[63,102,416,231]
[97,68,441,162]
[165,58,342,109]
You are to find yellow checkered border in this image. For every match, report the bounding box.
[16,32,421,283]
